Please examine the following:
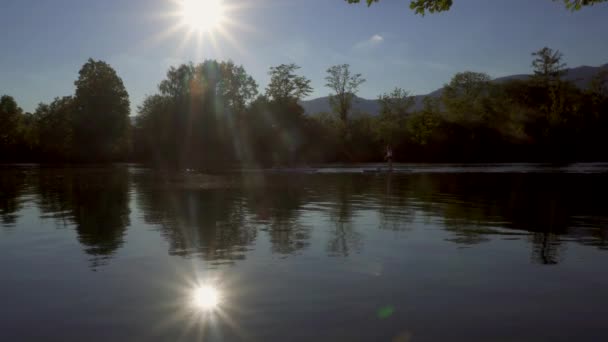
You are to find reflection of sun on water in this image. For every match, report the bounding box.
[192,285,221,311]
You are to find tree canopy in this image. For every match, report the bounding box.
[325,64,366,123]
[73,58,130,161]
[346,0,607,15]
[266,64,313,103]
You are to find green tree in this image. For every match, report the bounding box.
[442,71,492,124]
[346,0,606,14]
[325,64,366,123]
[376,88,415,146]
[73,59,130,161]
[407,97,442,146]
[35,96,75,160]
[265,63,313,103]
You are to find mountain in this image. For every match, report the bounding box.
[300,63,608,116]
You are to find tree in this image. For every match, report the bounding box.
[346,0,606,14]
[0,95,22,152]
[531,47,567,87]
[135,60,260,168]
[73,58,130,161]
[219,61,258,116]
[35,96,75,160]
[325,64,365,123]
[588,69,608,99]
[376,88,415,146]
[407,97,442,146]
[266,64,313,103]
[442,71,492,124]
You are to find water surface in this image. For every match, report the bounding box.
[1,164,607,341]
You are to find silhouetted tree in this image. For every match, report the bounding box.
[325,64,365,123]
[134,60,258,168]
[0,95,23,160]
[34,96,74,160]
[72,59,130,161]
[531,47,567,88]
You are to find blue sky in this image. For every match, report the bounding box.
[1,0,607,114]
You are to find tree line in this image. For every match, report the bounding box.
[1,47,607,166]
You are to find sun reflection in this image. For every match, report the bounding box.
[192,285,221,310]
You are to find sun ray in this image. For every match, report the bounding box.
[134,0,266,64]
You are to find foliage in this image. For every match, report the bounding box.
[376,88,415,146]
[346,0,606,14]
[266,64,313,103]
[442,71,492,124]
[35,96,75,160]
[531,47,567,87]
[135,60,262,168]
[0,95,22,151]
[2,47,608,165]
[73,58,130,161]
[325,64,366,123]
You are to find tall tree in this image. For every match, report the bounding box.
[265,63,313,103]
[0,95,21,148]
[376,88,415,146]
[531,47,567,87]
[346,0,606,14]
[73,59,130,161]
[219,61,258,116]
[530,47,570,128]
[325,64,365,123]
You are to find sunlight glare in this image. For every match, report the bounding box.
[192,285,221,310]
[180,0,225,33]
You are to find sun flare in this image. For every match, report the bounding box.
[192,285,221,310]
[179,0,225,33]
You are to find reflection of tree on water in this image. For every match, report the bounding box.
[531,232,563,265]
[323,175,366,257]
[36,167,130,269]
[0,168,27,227]
[378,173,415,232]
[134,173,256,264]
[245,175,310,255]
[394,173,608,263]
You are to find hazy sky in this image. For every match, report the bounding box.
[1,0,607,114]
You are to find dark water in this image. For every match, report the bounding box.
[1,164,608,341]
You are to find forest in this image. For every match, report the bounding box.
[1,47,607,168]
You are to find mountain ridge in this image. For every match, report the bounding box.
[301,63,608,116]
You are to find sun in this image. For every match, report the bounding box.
[192,285,221,311]
[179,0,225,33]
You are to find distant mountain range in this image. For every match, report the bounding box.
[300,63,608,116]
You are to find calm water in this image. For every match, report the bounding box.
[1,164,608,341]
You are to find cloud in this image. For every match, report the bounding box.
[354,34,384,50]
